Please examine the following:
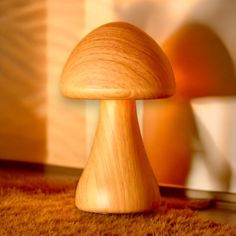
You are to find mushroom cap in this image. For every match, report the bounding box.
[163,23,236,99]
[60,22,175,100]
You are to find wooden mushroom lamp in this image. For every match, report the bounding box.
[144,23,236,186]
[60,22,175,213]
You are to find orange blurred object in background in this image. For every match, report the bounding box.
[163,23,236,99]
[144,100,198,185]
[144,23,236,186]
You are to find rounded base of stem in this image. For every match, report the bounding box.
[75,100,160,213]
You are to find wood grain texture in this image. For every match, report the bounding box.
[0,1,47,162]
[76,100,160,213]
[61,22,175,100]
[60,22,176,212]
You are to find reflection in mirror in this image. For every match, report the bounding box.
[143,23,236,192]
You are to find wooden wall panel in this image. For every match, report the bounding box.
[0,1,47,163]
[0,1,87,168]
[47,0,87,168]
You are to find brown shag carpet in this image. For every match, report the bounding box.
[0,173,236,236]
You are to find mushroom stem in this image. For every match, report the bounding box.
[76,100,160,213]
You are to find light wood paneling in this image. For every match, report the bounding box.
[47,0,87,168]
[0,1,87,168]
[0,0,47,163]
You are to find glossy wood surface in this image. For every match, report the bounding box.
[76,100,160,213]
[61,22,175,213]
[61,22,175,99]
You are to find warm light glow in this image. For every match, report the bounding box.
[97,190,110,209]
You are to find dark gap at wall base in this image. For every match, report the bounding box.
[0,159,235,210]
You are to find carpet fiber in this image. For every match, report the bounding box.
[0,173,236,236]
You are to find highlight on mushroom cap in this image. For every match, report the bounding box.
[60,22,175,100]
